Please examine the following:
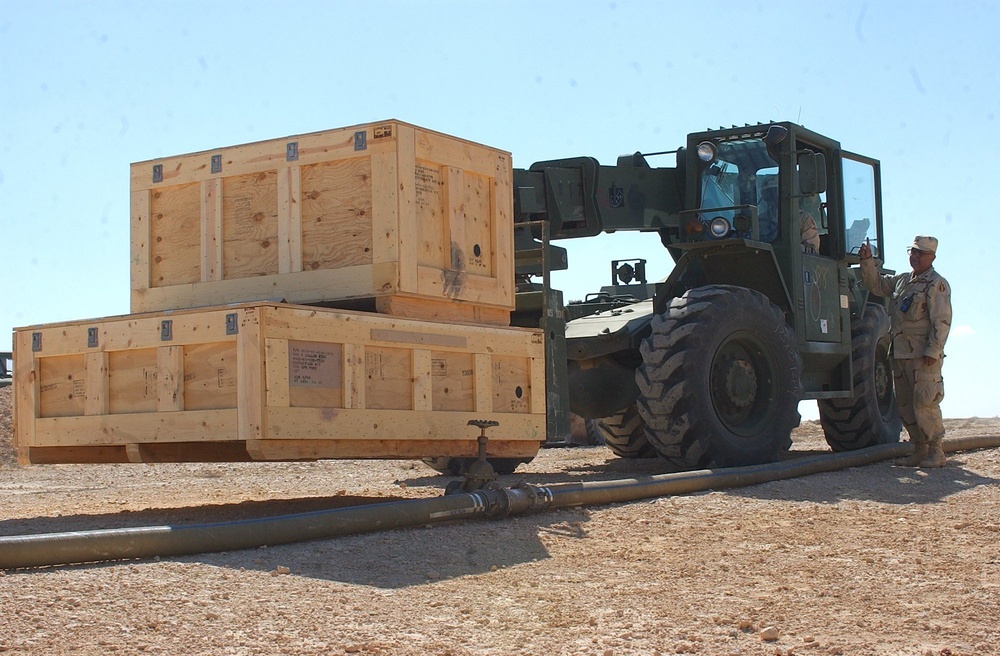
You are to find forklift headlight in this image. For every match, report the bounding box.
[709,217,730,237]
[683,216,704,235]
[697,142,717,163]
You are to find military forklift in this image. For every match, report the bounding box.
[505,121,901,471]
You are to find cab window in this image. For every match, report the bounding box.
[842,157,880,257]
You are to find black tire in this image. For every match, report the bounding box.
[582,418,606,446]
[592,406,657,459]
[636,285,803,469]
[818,304,901,450]
[421,456,531,476]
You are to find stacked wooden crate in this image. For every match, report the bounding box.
[129,120,515,324]
[14,121,545,464]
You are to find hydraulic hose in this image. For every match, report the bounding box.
[2,435,997,570]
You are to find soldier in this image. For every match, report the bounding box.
[858,235,952,467]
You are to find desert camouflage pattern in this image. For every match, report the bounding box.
[860,258,952,444]
[892,357,945,443]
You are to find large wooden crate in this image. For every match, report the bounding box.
[130,120,514,325]
[13,303,544,465]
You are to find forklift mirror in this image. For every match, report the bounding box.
[764,125,788,146]
[798,152,827,195]
[763,125,788,163]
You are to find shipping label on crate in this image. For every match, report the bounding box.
[289,341,342,388]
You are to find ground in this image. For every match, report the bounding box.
[1,385,999,656]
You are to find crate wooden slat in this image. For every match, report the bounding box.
[130,121,514,325]
[13,303,544,465]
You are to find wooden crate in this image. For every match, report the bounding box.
[130,120,514,325]
[13,303,545,465]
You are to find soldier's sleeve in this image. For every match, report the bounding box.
[924,275,952,360]
[859,257,895,297]
[800,210,820,253]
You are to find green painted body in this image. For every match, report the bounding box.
[513,122,890,437]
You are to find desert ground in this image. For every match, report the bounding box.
[1,385,999,656]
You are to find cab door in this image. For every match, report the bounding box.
[796,142,842,344]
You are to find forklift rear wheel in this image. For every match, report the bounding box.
[593,405,657,459]
[818,303,901,450]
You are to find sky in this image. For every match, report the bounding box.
[1,0,998,420]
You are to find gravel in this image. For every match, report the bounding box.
[2,386,999,655]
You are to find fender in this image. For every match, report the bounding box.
[657,239,792,317]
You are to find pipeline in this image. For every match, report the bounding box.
[2,435,998,570]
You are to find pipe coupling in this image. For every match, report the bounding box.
[475,481,554,519]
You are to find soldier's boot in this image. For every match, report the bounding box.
[894,442,928,467]
[918,440,946,468]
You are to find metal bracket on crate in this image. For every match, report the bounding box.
[225,313,239,335]
[160,320,173,341]
[87,327,99,348]
[286,142,299,162]
[211,154,222,174]
[152,164,163,184]
[32,332,42,352]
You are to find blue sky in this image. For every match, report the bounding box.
[1,0,997,419]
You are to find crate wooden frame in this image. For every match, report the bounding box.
[13,303,545,465]
[130,120,514,325]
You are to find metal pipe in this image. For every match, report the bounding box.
[2,435,997,570]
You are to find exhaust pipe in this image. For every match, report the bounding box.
[2,435,997,570]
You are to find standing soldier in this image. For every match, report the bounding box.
[858,236,952,467]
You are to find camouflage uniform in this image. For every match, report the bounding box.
[800,210,820,254]
[860,242,952,455]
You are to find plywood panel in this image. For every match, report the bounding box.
[222,171,279,279]
[300,159,374,271]
[183,342,238,411]
[364,346,412,410]
[108,348,158,414]
[431,351,475,412]
[415,161,446,270]
[150,182,201,286]
[492,355,531,414]
[38,354,86,418]
[443,165,493,277]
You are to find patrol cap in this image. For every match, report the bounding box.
[908,235,938,253]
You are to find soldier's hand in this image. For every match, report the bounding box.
[859,240,872,260]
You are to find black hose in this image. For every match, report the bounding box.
[0,490,509,570]
[2,435,997,570]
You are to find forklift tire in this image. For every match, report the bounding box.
[636,285,802,469]
[592,405,657,459]
[583,419,606,446]
[421,457,531,477]
[818,304,902,450]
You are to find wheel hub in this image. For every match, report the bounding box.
[874,361,888,400]
[710,335,775,435]
[723,358,758,409]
